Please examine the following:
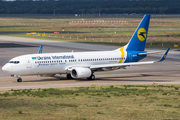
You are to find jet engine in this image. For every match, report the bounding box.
[71,67,91,78]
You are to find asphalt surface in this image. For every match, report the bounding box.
[0,35,180,91]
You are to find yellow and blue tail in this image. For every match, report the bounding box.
[125,14,150,51]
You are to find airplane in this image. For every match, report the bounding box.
[2,14,170,82]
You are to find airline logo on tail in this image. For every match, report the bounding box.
[164,55,166,58]
[137,28,146,42]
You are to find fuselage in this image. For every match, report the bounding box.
[2,49,146,76]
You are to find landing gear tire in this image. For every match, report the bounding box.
[66,74,74,79]
[87,74,95,80]
[17,78,22,82]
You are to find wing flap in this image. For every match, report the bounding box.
[90,61,155,69]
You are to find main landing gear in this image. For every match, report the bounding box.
[66,74,74,79]
[87,74,95,80]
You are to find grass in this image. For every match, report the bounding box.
[1,32,179,49]
[1,85,180,119]
[0,16,180,49]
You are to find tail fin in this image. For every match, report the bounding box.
[38,45,43,54]
[125,14,151,51]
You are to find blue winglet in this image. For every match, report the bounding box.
[38,45,43,54]
[158,48,170,62]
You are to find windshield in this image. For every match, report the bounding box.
[8,61,20,64]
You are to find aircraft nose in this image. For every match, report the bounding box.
[2,64,10,73]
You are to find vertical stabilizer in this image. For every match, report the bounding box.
[125,14,151,51]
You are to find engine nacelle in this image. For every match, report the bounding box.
[71,67,91,78]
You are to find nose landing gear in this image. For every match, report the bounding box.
[11,75,22,82]
[17,78,22,82]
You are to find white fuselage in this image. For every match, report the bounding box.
[2,50,127,76]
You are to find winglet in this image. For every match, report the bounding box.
[158,48,170,62]
[38,45,43,54]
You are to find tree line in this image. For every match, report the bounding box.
[0,0,179,14]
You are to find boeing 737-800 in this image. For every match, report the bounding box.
[2,14,170,82]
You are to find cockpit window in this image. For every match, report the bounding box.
[8,61,20,64]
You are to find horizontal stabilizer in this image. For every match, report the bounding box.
[158,48,170,62]
[138,51,161,55]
